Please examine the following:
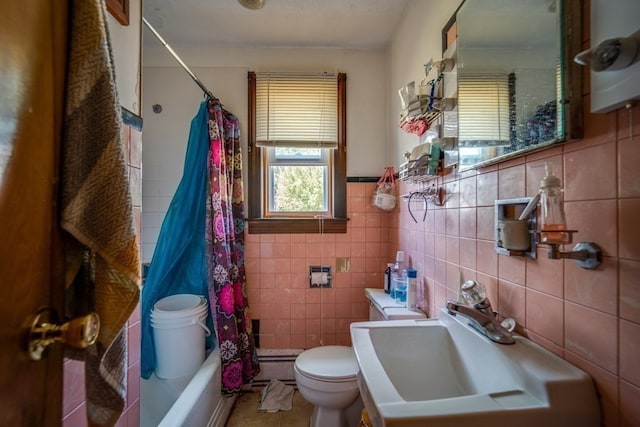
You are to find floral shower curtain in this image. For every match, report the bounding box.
[205,99,260,393]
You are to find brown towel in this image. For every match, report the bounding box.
[61,1,141,426]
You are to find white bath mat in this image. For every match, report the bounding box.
[257,379,294,413]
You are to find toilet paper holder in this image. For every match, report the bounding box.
[309,266,332,288]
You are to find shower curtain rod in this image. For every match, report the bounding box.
[142,17,215,100]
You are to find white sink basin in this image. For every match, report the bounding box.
[351,308,600,427]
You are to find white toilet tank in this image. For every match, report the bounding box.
[365,288,427,321]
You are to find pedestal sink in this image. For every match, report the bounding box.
[350,308,600,427]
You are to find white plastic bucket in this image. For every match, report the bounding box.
[151,294,211,379]
[153,294,207,317]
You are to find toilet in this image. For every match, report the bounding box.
[294,345,363,427]
[294,289,427,427]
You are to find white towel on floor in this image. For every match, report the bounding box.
[258,379,294,413]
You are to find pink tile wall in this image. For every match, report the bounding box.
[62,125,142,427]
[388,73,640,427]
[246,182,390,349]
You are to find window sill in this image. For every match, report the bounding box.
[247,218,348,234]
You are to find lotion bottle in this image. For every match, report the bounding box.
[391,251,407,305]
[406,268,418,311]
[539,162,570,244]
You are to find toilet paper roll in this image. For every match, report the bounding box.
[311,272,328,285]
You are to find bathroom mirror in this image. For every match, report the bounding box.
[452,0,582,169]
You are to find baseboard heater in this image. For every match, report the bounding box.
[251,348,304,389]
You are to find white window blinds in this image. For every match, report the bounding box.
[458,74,510,147]
[255,72,338,149]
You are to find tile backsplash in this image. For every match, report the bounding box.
[246,105,640,427]
[245,182,389,349]
[388,101,640,427]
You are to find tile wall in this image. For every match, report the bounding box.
[388,85,640,427]
[247,98,640,427]
[246,182,391,349]
[62,124,143,427]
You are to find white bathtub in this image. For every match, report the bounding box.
[141,348,237,427]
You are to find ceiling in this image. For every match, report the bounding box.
[142,0,411,51]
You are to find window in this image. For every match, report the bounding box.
[457,73,511,147]
[266,147,331,215]
[247,72,347,233]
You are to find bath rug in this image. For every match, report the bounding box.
[258,379,294,413]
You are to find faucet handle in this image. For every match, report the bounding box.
[500,317,516,332]
[460,280,486,304]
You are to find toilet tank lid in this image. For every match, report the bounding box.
[296,345,359,380]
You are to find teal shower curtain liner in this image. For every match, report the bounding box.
[140,101,214,379]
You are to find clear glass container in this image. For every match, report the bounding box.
[539,163,571,244]
[460,280,486,305]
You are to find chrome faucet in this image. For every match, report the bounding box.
[446,299,515,345]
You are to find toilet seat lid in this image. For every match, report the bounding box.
[295,345,359,381]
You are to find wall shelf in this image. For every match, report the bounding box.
[494,197,537,259]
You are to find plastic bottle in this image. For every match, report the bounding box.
[391,251,407,305]
[538,162,570,244]
[406,268,418,311]
[384,263,393,294]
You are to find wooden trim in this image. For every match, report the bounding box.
[247,71,348,234]
[106,0,129,26]
[564,0,584,141]
[334,73,347,220]
[247,72,262,219]
[248,218,347,234]
[49,2,70,423]
[441,2,463,53]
